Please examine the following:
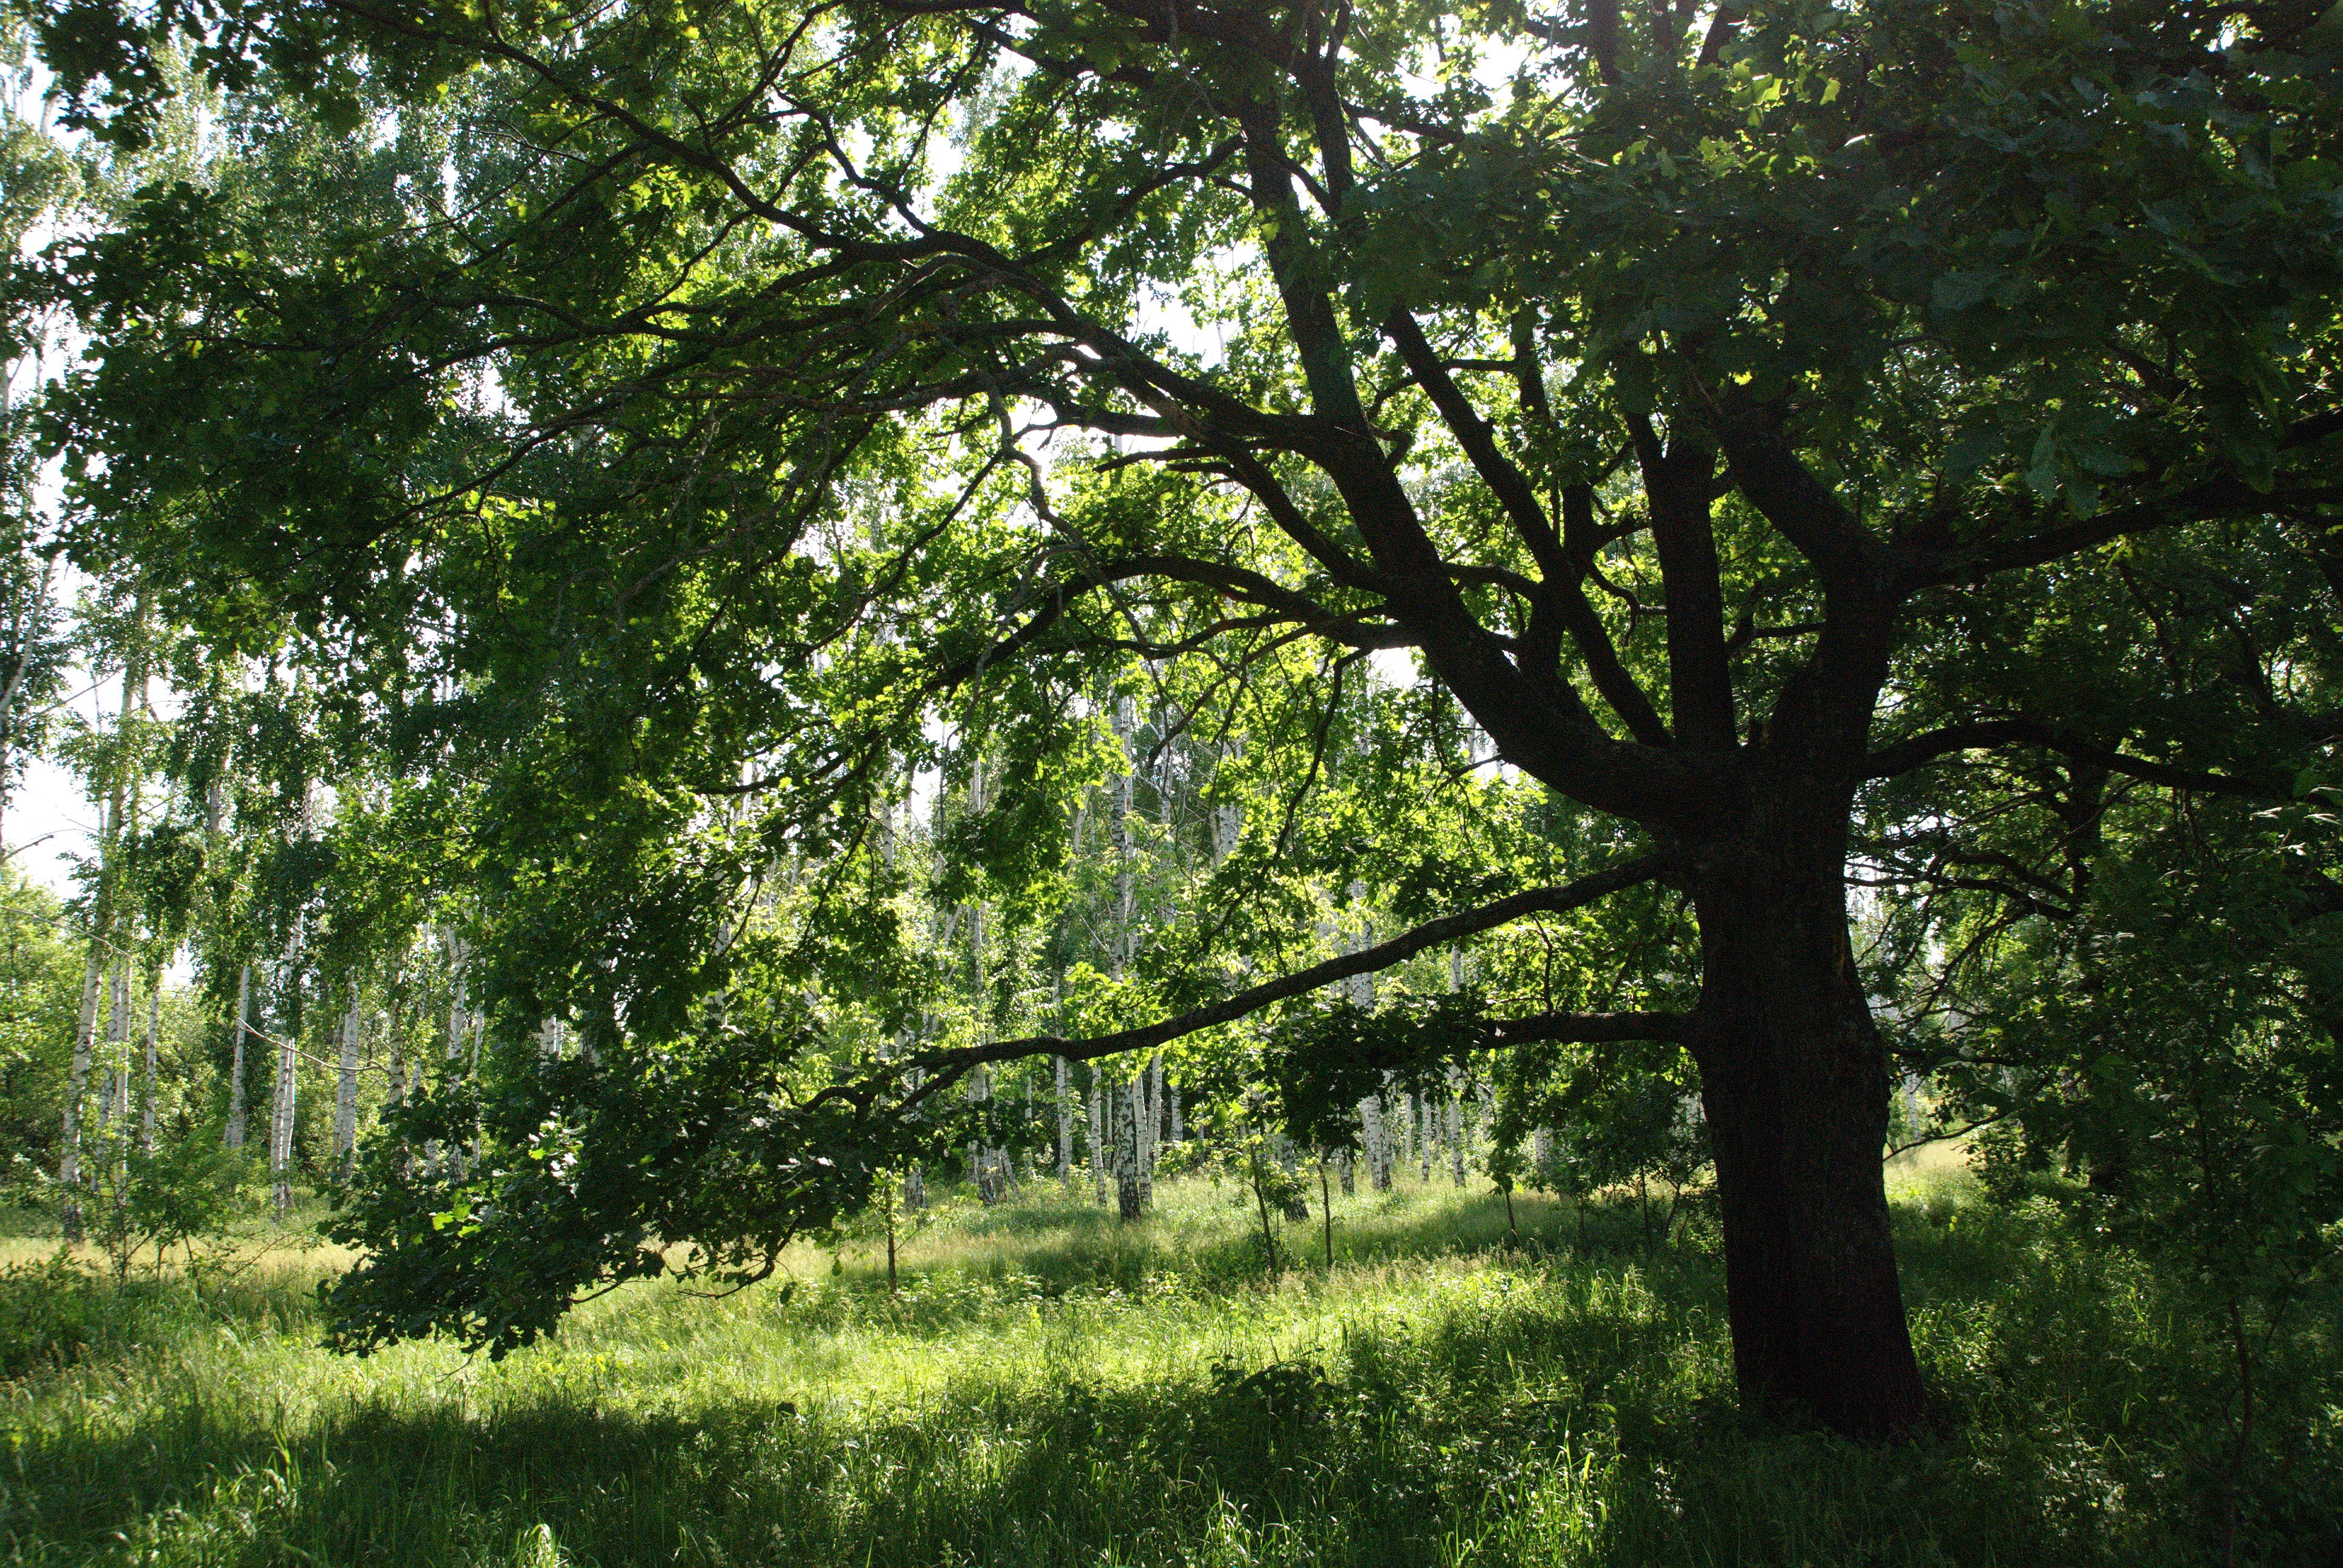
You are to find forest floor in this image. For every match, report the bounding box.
[0,1158,2335,1567]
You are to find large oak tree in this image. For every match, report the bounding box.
[28,0,2343,1433]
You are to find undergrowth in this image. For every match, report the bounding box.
[0,1167,2333,1566]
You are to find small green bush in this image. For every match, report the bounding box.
[0,1253,118,1377]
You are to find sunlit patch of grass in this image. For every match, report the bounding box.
[0,1169,2334,1566]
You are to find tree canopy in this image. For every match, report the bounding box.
[15,0,2343,1434]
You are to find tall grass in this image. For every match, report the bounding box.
[0,1166,2333,1566]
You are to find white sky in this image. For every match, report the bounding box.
[10,744,97,897]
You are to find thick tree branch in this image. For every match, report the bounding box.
[1703,405,1881,589]
[1486,1010,1699,1047]
[1904,473,2343,589]
[1864,718,2282,798]
[1632,416,1736,750]
[1387,316,1671,748]
[909,852,1681,1073]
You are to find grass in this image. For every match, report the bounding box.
[0,1163,2335,1567]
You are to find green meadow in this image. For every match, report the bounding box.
[1,1161,2334,1567]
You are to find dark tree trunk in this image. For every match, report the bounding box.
[1688,802,1930,1437]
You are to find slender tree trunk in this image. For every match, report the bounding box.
[104,957,130,1194]
[226,964,250,1148]
[58,637,140,1240]
[140,959,161,1154]
[270,984,298,1218]
[1138,1053,1159,1204]
[1115,1074,1141,1223]
[333,991,362,1180]
[1087,1066,1107,1206]
[1447,1071,1465,1187]
[1320,1158,1332,1267]
[59,923,105,1241]
[1055,1055,1074,1190]
[387,1005,405,1106]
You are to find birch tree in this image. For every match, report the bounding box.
[57,592,145,1239]
[224,962,249,1148]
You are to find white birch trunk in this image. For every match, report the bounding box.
[140,962,161,1155]
[272,767,314,1217]
[1055,1054,1073,1190]
[103,958,130,1192]
[1211,739,1242,865]
[1447,1068,1466,1186]
[58,927,105,1238]
[1115,1073,1140,1221]
[387,1004,407,1106]
[226,964,251,1149]
[1087,1067,1107,1205]
[59,599,143,1236]
[269,995,298,1217]
[445,935,470,1062]
[333,990,361,1179]
[1138,1053,1160,1204]
[1360,1089,1389,1192]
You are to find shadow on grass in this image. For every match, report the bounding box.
[0,1273,1883,1568]
[8,1237,2230,1568]
[8,1184,2335,1567]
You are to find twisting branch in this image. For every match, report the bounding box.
[1908,474,2343,586]
[1864,717,2282,798]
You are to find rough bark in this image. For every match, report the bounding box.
[1115,1076,1141,1222]
[1686,811,1930,1436]
[1139,1052,1161,1204]
[1087,1066,1107,1206]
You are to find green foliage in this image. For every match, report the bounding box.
[10,0,2341,1429]
[79,1122,256,1283]
[0,879,90,1184]
[321,1013,980,1357]
[1485,1030,1709,1245]
[1267,993,1490,1152]
[0,1252,112,1377]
